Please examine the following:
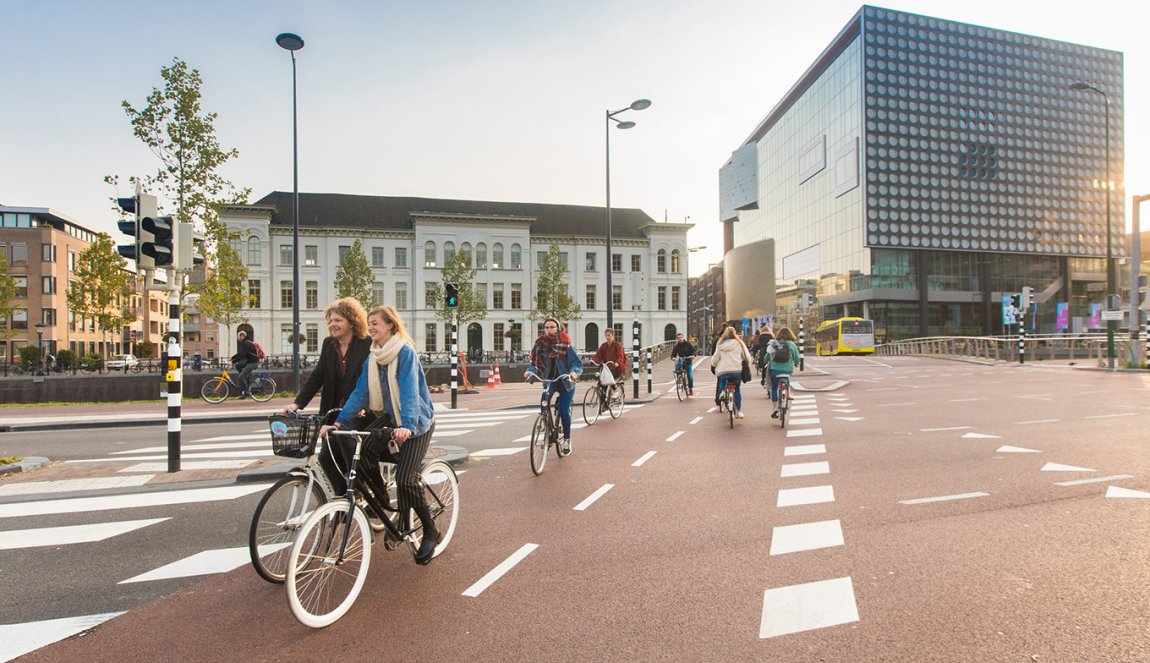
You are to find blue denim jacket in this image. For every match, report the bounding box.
[336,344,434,435]
[525,345,583,393]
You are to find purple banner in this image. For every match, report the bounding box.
[1055,302,1069,330]
[1090,303,1102,329]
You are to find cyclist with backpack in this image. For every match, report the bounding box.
[230,330,261,397]
[753,326,774,384]
[766,327,801,418]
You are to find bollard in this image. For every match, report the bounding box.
[646,348,652,394]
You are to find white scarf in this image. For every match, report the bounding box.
[368,335,406,423]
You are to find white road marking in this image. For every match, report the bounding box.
[996,446,1042,453]
[119,460,255,472]
[707,406,718,413]
[769,519,844,556]
[961,433,1001,439]
[786,428,823,438]
[788,417,821,426]
[784,444,826,456]
[1084,412,1138,420]
[830,408,857,413]
[187,433,266,443]
[666,431,684,442]
[835,417,865,422]
[0,475,153,496]
[781,461,830,478]
[868,387,898,392]
[0,484,268,519]
[777,485,835,507]
[759,576,859,638]
[1055,474,1134,486]
[632,451,657,467]
[0,612,125,662]
[120,546,253,584]
[921,426,973,432]
[689,416,703,425]
[470,447,529,457]
[899,492,988,505]
[1105,486,1150,499]
[790,405,820,412]
[574,484,614,511]
[113,441,267,454]
[1041,463,1095,472]
[0,518,169,551]
[949,398,989,402]
[878,402,917,407]
[1017,419,1059,425]
[462,543,539,597]
[69,450,275,463]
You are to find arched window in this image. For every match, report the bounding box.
[664,324,677,341]
[424,241,437,268]
[247,236,261,266]
[584,323,599,353]
[671,249,681,273]
[475,243,487,269]
[492,243,504,269]
[444,241,456,264]
[460,242,472,265]
[510,243,522,269]
[657,248,667,273]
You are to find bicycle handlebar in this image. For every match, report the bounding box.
[327,428,395,439]
[525,374,575,385]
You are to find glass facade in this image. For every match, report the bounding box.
[726,6,1124,340]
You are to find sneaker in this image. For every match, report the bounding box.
[561,438,571,454]
[737,410,745,419]
[771,409,779,419]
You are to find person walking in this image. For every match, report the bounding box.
[766,327,801,418]
[710,326,753,418]
[525,318,582,453]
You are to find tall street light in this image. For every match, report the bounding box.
[277,32,304,390]
[34,322,44,375]
[605,98,651,332]
[1070,81,1116,369]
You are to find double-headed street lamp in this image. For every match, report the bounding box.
[1069,81,1116,369]
[605,98,651,331]
[276,32,305,390]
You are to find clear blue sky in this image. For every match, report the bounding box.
[2,0,1145,275]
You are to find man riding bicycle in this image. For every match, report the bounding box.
[670,332,696,396]
[590,328,628,386]
[229,330,260,397]
[524,318,582,454]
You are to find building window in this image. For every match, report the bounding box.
[41,243,56,262]
[41,276,56,294]
[306,281,318,309]
[372,246,385,268]
[10,243,28,265]
[42,308,56,326]
[510,244,521,269]
[395,247,408,268]
[460,242,472,264]
[631,255,641,272]
[338,245,351,263]
[492,243,504,269]
[672,286,681,310]
[612,253,622,272]
[68,310,76,332]
[247,237,261,265]
[476,283,487,308]
[281,323,292,350]
[493,283,504,309]
[475,243,487,269]
[586,252,596,272]
[11,308,28,330]
[511,283,522,309]
[559,252,569,271]
[280,281,293,309]
[373,281,386,306]
[657,286,667,311]
[425,323,437,352]
[247,280,261,308]
[493,323,505,351]
[13,276,27,298]
[510,323,523,352]
[305,245,318,267]
[395,282,408,310]
[537,251,547,268]
[425,282,437,308]
[424,241,437,268]
[68,251,76,272]
[586,285,596,310]
[612,285,623,311]
[444,241,455,264]
[671,250,681,274]
[279,245,292,266]
[306,324,319,353]
[657,249,667,273]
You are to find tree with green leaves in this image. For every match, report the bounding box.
[334,239,374,309]
[431,250,486,328]
[530,243,581,323]
[0,251,16,342]
[66,234,138,357]
[190,230,248,340]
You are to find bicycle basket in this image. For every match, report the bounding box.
[268,414,320,458]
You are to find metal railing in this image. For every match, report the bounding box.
[873,333,1144,366]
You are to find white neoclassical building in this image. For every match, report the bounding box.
[218,192,693,357]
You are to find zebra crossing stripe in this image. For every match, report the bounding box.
[0,484,268,519]
[120,546,252,584]
[0,518,169,551]
[0,612,125,662]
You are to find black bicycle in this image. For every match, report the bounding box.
[673,357,692,402]
[582,361,625,425]
[527,375,575,475]
[776,374,792,429]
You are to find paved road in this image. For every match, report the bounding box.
[3,357,1148,661]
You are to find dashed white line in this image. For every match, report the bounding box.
[1084,412,1138,420]
[781,461,830,478]
[777,485,835,507]
[462,544,539,597]
[920,426,973,432]
[769,519,844,556]
[632,451,657,467]
[784,444,826,456]
[1017,419,1059,425]
[1055,474,1134,486]
[689,416,703,425]
[878,402,917,407]
[759,576,859,638]
[786,428,823,438]
[899,492,988,505]
[666,431,684,442]
[573,484,615,511]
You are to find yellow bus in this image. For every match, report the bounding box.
[814,317,876,356]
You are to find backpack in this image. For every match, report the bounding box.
[254,342,266,360]
[771,340,791,364]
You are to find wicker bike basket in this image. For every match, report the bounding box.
[268,414,321,458]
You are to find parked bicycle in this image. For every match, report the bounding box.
[200,367,276,403]
[527,375,575,475]
[283,425,459,628]
[582,361,625,425]
[776,374,792,428]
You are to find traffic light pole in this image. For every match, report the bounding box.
[450,316,458,410]
[161,278,183,472]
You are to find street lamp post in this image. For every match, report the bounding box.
[277,32,305,391]
[34,322,44,375]
[605,98,651,332]
[1070,81,1116,369]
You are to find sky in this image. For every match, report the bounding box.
[2,0,1146,276]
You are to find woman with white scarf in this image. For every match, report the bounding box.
[320,305,439,565]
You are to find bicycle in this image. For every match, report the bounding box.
[776,374,792,429]
[718,380,737,429]
[200,366,276,403]
[283,425,460,628]
[673,357,692,402]
[527,375,575,475]
[582,361,625,425]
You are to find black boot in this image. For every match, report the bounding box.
[413,504,440,565]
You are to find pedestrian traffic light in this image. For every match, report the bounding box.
[115,193,158,268]
[445,283,459,308]
[141,216,175,266]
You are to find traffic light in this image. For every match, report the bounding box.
[115,193,158,268]
[141,215,175,266]
[1139,275,1149,311]
[173,224,205,270]
[445,283,460,308]
[1020,286,1033,310]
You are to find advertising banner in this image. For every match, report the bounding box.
[1090,303,1102,329]
[1055,302,1069,330]
[1001,295,1018,326]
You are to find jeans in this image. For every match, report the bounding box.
[236,362,257,392]
[716,372,742,410]
[768,368,793,402]
[674,356,694,388]
[548,381,575,439]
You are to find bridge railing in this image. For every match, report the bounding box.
[874,333,1129,365]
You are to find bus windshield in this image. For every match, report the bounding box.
[841,320,874,334]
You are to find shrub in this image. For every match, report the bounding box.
[19,346,41,371]
[55,349,76,370]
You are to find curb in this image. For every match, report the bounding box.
[0,456,49,475]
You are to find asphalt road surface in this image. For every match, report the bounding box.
[3,357,1148,662]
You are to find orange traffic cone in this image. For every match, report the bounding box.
[487,365,496,389]
[494,363,503,385]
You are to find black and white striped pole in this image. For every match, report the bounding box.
[632,318,640,399]
[798,314,805,372]
[646,347,652,394]
[164,288,182,473]
[1018,310,1026,365]
[450,320,458,410]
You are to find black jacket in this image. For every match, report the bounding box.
[230,339,259,367]
[671,340,696,358]
[294,336,373,416]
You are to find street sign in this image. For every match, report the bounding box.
[1101,310,1125,321]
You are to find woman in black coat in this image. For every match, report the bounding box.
[283,297,372,417]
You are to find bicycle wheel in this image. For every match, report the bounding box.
[582,385,601,426]
[675,374,686,402]
[285,500,371,629]
[728,391,735,429]
[200,377,229,404]
[608,384,624,419]
[779,387,789,429]
[403,460,460,560]
[250,376,276,402]
[249,474,327,584]
[530,414,548,475]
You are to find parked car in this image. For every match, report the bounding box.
[105,354,140,371]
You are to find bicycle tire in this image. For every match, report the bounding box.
[249,474,327,584]
[285,500,371,628]
[403,460,460,560]
[201,378,229,404]
[582,385,601,426]
[675,374,686,402]
[530,414,548,475]
[779,386,789,429]
[608,384,624,419]
[728,390,736,429]
[250,376,277,402]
